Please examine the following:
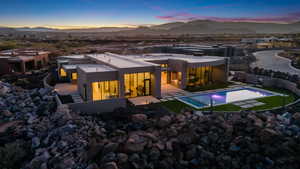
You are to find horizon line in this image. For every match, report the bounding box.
[1,20,299,30]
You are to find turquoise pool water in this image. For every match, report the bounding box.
[177,87,279,109]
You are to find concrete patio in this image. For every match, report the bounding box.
[161,84,190,98]
[128,96,161,106]
[54,83,78,95]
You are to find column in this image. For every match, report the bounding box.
[153,67,161,98]
[21,61,26,73]
[118,72,125,98]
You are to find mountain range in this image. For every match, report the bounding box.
[1,20,300,34]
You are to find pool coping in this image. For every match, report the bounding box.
[175,86,287,109]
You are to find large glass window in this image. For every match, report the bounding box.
[60,68,67,77]
[161,71,168,85]
[92,81,119,101]
[187,66,213,87]
[124,72,151,98]
[71,73,77,80]
[170,72,182,87]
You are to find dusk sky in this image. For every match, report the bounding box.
[1,0,300,28]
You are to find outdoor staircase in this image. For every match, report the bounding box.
[70,93,84,103]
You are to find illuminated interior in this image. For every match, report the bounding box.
[60,68,67,77]
[124,72,151,98]
[92,81,119,101]
[160,64,168,68]
[71,73,77,80]
[187,66,213,87]
[161,71,168,85]
[170,72,182,87]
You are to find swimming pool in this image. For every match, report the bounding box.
[177,87,282,109]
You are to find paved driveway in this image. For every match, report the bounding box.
[251,50,300,75]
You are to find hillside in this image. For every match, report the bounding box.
[2,20,300,34]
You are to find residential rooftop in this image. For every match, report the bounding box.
[87,53,157,69]
[127,53,226,64]
[62,64,78,70]
[59,55,86,60]
[57,59,69,63]
[0,49,49,56]
[78,64,117,73]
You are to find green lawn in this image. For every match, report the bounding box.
[159,87,297,113]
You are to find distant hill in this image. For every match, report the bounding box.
[151,22,185,30]
[0,27,16,33]
[155,20,300,34]
[62,27,135,33]
[1,20,300,34]
[12,27,134,33]
[15,27,57,32]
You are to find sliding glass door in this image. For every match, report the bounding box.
[92,81,119,101]
[124,72,151,98]
[187,66,213,87]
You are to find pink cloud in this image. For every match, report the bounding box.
[200,4,238,9]
[156,12,300,23]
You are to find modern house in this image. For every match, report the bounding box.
[241,37,297,49]
[56,53,229,113]
[0,49,50,75]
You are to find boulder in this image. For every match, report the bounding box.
[131,114,148,123]
[0,83,10,95]
[86,163,99,169]
[260,128,279,143]
[2,110,13,117]
[102,162,119,169]
[32,137,41,148]
[103,142,119,154]
[157,116,172,128]
[149,148,160,161]
[292,112,300,125]
[38,88,49,96]
[117,153,128,163]
[124,133,147,152]
[101,152,117,163]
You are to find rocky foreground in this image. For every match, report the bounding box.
[1,82,300,169]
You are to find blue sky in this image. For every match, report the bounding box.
[1,0,300,28]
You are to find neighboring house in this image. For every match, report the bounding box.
[241,37,297,49]
[56,53,229,112]
[0,49,50,75]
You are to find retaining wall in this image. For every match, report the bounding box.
[43,73,54,90]
[68,98,127,114]
[235,72,300,97]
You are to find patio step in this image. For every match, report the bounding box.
[70,93,84,103]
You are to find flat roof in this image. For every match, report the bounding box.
[0,50,49,56]
[0,52,13,55]
[16,56,35,61]
[57,59,69,63]
[87,53,157,69]
[128,53,226,64]
[0,56,11,59]
[62,64,77,70]
[78,64,117,73]
[59,55,86,60]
